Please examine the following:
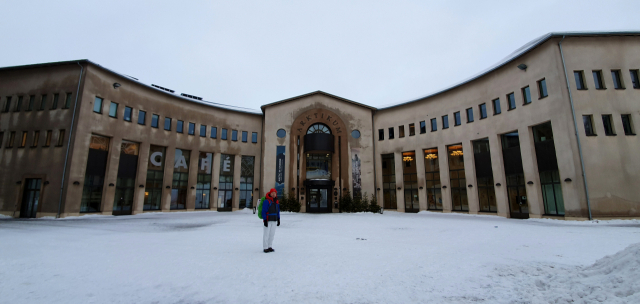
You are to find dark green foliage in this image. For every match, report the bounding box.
[279,191,301,212]
[339,191,380,213]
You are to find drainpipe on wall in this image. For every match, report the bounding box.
[558,36,593,220]
[57,62,84,219]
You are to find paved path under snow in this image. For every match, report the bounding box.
[1,211,639,303]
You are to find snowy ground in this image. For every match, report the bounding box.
[1,210,639,304]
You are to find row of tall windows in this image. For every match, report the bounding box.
[92,96,259,143]
[575,69,640,90]
[378,78,547,140]
[79,135,256,213]
[379,122,563,217]
[583,114,635,136]
[1,93,73,113]
[0,129,65,149]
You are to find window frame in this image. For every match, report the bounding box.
[38,95,47,111]
[27,95,35,111]
[221,128,228,140]
[537,78,548,98]
[63,92,72,109]
[19,131,28,148]
[211,127,217,139]
[430,118,437,132]
[408,123,415,136]
[93,97,103,113]
[231,129,238,141]
[242,131,248,142]
[398,125,405,138]
[51,93,59,109]
[56,129,65,147]
[123,106,132,122]
[611,70,624,89]
[108,102,118,118]
[479,103,487,119]
[466,107,474,123]
[2,96,10,113]
[630,69,640,89]
[602,114,616,136]
[442,115,449,129]
[7,131,16,148]
[574,71,587,90]
[621,114,635,135]
[200,125,207,137]
[522,86,532,105]
[583,115,596,136]
[177,120,184,133]
[164,117,172,131]
[492,98,501,115]
[138,110,146,125]
[151,114,159,128]
[507,92,516,110]
[378,129,384,141]
[188,122,195,135]
[419,121,426,134]
[31,131,39,148]
[454,111,461,126]
[592,71,605,90]
[14,96,23,112]
[44,130,52,147]
[388,127,394,139]
[252,132,258,143]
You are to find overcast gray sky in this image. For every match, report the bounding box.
[1,0,638,110]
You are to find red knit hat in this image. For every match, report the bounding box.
[266,188,277,198]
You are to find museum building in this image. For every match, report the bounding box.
[1,31,639,220]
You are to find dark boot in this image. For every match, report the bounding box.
[263,249,269,253]
[268,248,274,252]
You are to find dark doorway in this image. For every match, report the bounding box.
[113,142,139,216]
[501,132,529,219]
[20,179,42,218]
[307,187,331,213]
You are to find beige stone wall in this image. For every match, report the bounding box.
[560,36,640,218]
[373,38,590,218]
[60,63,263,217]
[261,93,375,212]
[0,63,83,217]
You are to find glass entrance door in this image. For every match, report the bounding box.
[307,187,330,213]
[507,174,529,219]
[404,188,419,213]
[20,179,41,218]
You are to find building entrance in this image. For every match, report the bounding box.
[307,187,331,213]
[20,178,42,218]
[501,132,529,219]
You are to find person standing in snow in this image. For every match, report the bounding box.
[262,188,280,253]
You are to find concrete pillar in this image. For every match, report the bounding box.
[438,143,452,212]
[489,134,509,218]
[162,147,175,211]
[415,149,427,211]
[186,149,199,211]
[462,140,478,214]
[211,153,221,210]
[132,142,149,215]
[233,154,242,210]
[101,135,122,215]
[394,151,405,212]
[519,125,544,218]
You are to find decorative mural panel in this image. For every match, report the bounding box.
[352,148,361,197]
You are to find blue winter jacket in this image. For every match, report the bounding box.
[261,197,280,221]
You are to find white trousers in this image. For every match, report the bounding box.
[263,221,277,249]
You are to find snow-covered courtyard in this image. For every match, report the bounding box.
[1,210,639,304]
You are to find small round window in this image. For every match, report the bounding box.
[276,129,286,138]
[351,130,361,139]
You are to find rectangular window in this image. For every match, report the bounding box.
[522,86,532,104]
[454,111,461,126]
[151,114,159,128]
[31,131,39,147]
[63,93,72,109]
[39,95,47,110]
[424,148,442,210]
[232,129,238,141]
[0,132,3,148]
[479,104,487,119]
[177,120,184,133]
[630,70,640,89]
[252,132,258,143]
[188,122,195,135]
[19,131,28,148]
[409,123,415,136]
[218,154,235,210]
[611,70,624,89]
[93,97,103,113]
[164,117,171,130]
[621,115,635,135]
[27,95,35,111]
[472,139,496,212]
[602,115,616,136]
[398,125,405,138]
[381,153,397,209]
[171,149,190,210]
[378,129,384,140]
[466,108,474,122]
[81,135,110,212]
[144,145,166,210]
[430,118,437,131]
[574,71,586,90]
[3,96,11,112]
[538,78,548,98]
[109,102,118,117]
[7,131,15,148]
[419,121,426,134]
[242,131,248,142]
[593,71,605,90]
[388,127,394,139]
[51,93,59,109]
[507,93,516,110]
[583,115,595,136]
[56,129,65,146]
[138,110,146,125]
[196,152,213,209]
[14,96,22,112]
[442,115,449,129]
[221,128,228,140]
[448,144,468,211]
[240,156,255,208]
[211,126,217,138]
[44,130,52,147]
[492,99,501,115]
[200,125,207,137]
[123,106,132,121]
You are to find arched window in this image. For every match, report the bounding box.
[307,123,331,134]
